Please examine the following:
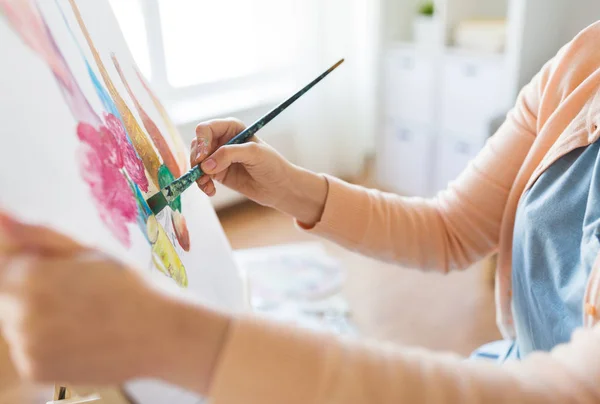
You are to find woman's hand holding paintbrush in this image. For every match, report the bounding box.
[191,118,329,226]
[147,59,344,219]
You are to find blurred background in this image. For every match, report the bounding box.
[109,0,600,207]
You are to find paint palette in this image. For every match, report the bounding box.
[234,242,345,303]
[234,243,355,337]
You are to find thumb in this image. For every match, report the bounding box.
[0,212,85,256]
[201,143,262,175]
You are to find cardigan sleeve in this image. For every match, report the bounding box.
[209,316,600,404]
[294,53,556,273]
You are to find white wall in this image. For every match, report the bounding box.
[507,0,600,97]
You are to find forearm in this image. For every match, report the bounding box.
[148,296,232,396]
[208,317,600,404]
[288,119,534,272]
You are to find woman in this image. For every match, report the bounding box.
[2,21,600,404]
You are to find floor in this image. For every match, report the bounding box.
[0,189,501,403]
[220,201,501,356]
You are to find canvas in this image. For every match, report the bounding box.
[0,0,246,402]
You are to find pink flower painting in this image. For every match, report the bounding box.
[1,0,190,286]
[104,113,149,193]
[77,122,138,247]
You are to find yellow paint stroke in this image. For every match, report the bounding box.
[112,55,184,178]
[135,67,189,171]
[67,0,161,191]
[147,215,188,287]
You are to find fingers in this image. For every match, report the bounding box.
[201,142,261,175]
[192,118,246,167]
[190,138,198,169]
[0,213,18,254]
[192,156,216,196]
[190,133,212,168]
[196,176,216,197]
[0,212,85,256]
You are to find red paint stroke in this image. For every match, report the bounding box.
[0,0,100,126]
[104,113,149,192]
[77,122,138,247]
[135,67,189,170]
[171,211,190,252]
[111,54,184,178]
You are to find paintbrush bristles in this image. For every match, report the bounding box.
[146,192,168,216]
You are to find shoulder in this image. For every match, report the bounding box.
[545,21,600,101]
[524,21,600,130]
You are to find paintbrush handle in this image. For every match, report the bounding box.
[226,58,345,147]
[161,166,204,204]
[152,58,345,211]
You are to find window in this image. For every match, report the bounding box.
[157,0,298,88]
[109,0,303,121]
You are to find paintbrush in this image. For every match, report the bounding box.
[147,58,345,215]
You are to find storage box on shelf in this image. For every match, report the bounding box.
[377,117,435,197]
[378,45,438,197]
[376,0,600,198]
[439,51,506,136]
[454,19,507,53]
[383,46,437,124]
[378,44,507,197]
[434,132,483,191]
[435,50,507,190]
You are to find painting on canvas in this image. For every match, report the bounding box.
[0,0,245,401]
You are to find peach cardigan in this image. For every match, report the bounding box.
[209,22,600,403]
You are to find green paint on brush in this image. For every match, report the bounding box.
[157,165,182,212]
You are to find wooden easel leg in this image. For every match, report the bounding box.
[48,385,101,404]
[54,385,70,400]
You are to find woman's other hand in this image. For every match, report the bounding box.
[191,118,328,226]
[0,213,229,395]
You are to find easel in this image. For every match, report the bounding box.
[46,385,101,404]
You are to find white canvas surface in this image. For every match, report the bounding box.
[0,1,245,402]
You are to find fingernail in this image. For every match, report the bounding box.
[202,159,216,171]
[0,214,19,252]
[0,213,17,232]
[197,137,209,159]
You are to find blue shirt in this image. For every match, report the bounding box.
[512,141,600,357]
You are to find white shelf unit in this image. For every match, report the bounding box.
[376,0,600,197]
